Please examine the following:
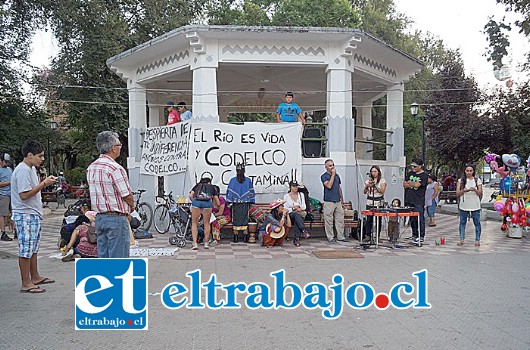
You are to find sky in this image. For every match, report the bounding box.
[30,0,529,88]
[393,0,529,88]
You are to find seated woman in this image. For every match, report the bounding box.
[189,177,220,250]
[62,211,98,261]
[283,180,310,246]
[259,199,291,247]
[211,185,231,243]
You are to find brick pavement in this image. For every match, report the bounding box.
[1,211,529,350]
[0,212,528,260]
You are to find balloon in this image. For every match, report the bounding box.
[512,202,519,213]
[502,154,521,170]
[526,203,530,215]
[500,177,514,194]
[494,201,505,212]
[512,214,519,224]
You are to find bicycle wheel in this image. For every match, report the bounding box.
[153,204,171,234]
[137,202,153,231]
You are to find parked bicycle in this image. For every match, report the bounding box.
[153,192,175,234]
[133,189,153,231]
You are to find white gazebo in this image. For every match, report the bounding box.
[107,25,422,209]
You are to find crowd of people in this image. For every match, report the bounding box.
[1,92,486,294]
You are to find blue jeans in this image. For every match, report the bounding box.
[459,209,481,241]
[408,203,425,238]
[96,215,130,258]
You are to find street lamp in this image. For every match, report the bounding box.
[47,120,57,175]
[410,102,425,164]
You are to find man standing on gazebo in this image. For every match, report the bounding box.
[276,92,306,125]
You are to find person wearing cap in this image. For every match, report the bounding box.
[176,101,192,120]
[0,152,13,241]
[321,159,349,243]
[166,101,181,125]
[226,163,256,243]
[403,158,429,244]
[276,92,306,125]
[259,199,291,247]
[283,180,310,246]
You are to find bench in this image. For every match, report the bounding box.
[220,202,359,237]
[439,191,457,204]
[68,185,89,199]
[41,191,66,209]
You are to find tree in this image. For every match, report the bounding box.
[423,50,488,170]
[484,0,530,70]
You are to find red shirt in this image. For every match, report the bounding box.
[167,110,181,125]
[87,154,132,214]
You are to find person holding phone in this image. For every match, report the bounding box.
[456,164,483,246]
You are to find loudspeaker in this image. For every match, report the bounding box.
[157,176,165,198]
[302,127,323,158]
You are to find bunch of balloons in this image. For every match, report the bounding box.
[485,152,529,195]
[493,197,530,228]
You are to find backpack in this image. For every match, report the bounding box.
[86,226,97,244]
[193,183,213,201]
[458,177,483,207]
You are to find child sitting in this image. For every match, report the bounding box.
[388,199,401,248]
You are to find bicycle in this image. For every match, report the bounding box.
[132,189,153,231]
[153,191,176,234]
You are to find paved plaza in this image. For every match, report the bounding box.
[0,208,529,349]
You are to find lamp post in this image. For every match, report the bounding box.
[410,102,425,164]
[47,120,57,175]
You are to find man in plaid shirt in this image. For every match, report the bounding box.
[87,131,134,258]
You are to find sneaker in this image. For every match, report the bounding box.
[457,241,464,246]
[413,237,424,243]
[293,238,301,247]
[474,241,480,247]
[204,242,209,249]
[302,230,311,239]
[405,235,414,240]
[62,249,75,262]
[337,238,350,242]
[1,232,13,241]
[328,238,336,243]
[191,243,199,250]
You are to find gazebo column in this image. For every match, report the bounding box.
[326,66,354,153]
[386,83,405,162]
[147,97,163,127]
[128,80,147,162]
[192,64,219,121]
[357,104,373,159]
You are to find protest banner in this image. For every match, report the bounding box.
[188,122,303,193]
[140,122,191,176]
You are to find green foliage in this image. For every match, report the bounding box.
[272,0,361,27]
[423,50,487,170]
[484,0,530,70]
[64,166,87,185]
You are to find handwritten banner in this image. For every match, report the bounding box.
[188,122,303,194]
[140,122,191,176]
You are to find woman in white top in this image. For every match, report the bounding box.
[363,165,387,240]
[456,164,483,246]
[283,180,309,246]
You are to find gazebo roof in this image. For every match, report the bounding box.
[107,25,423,113]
